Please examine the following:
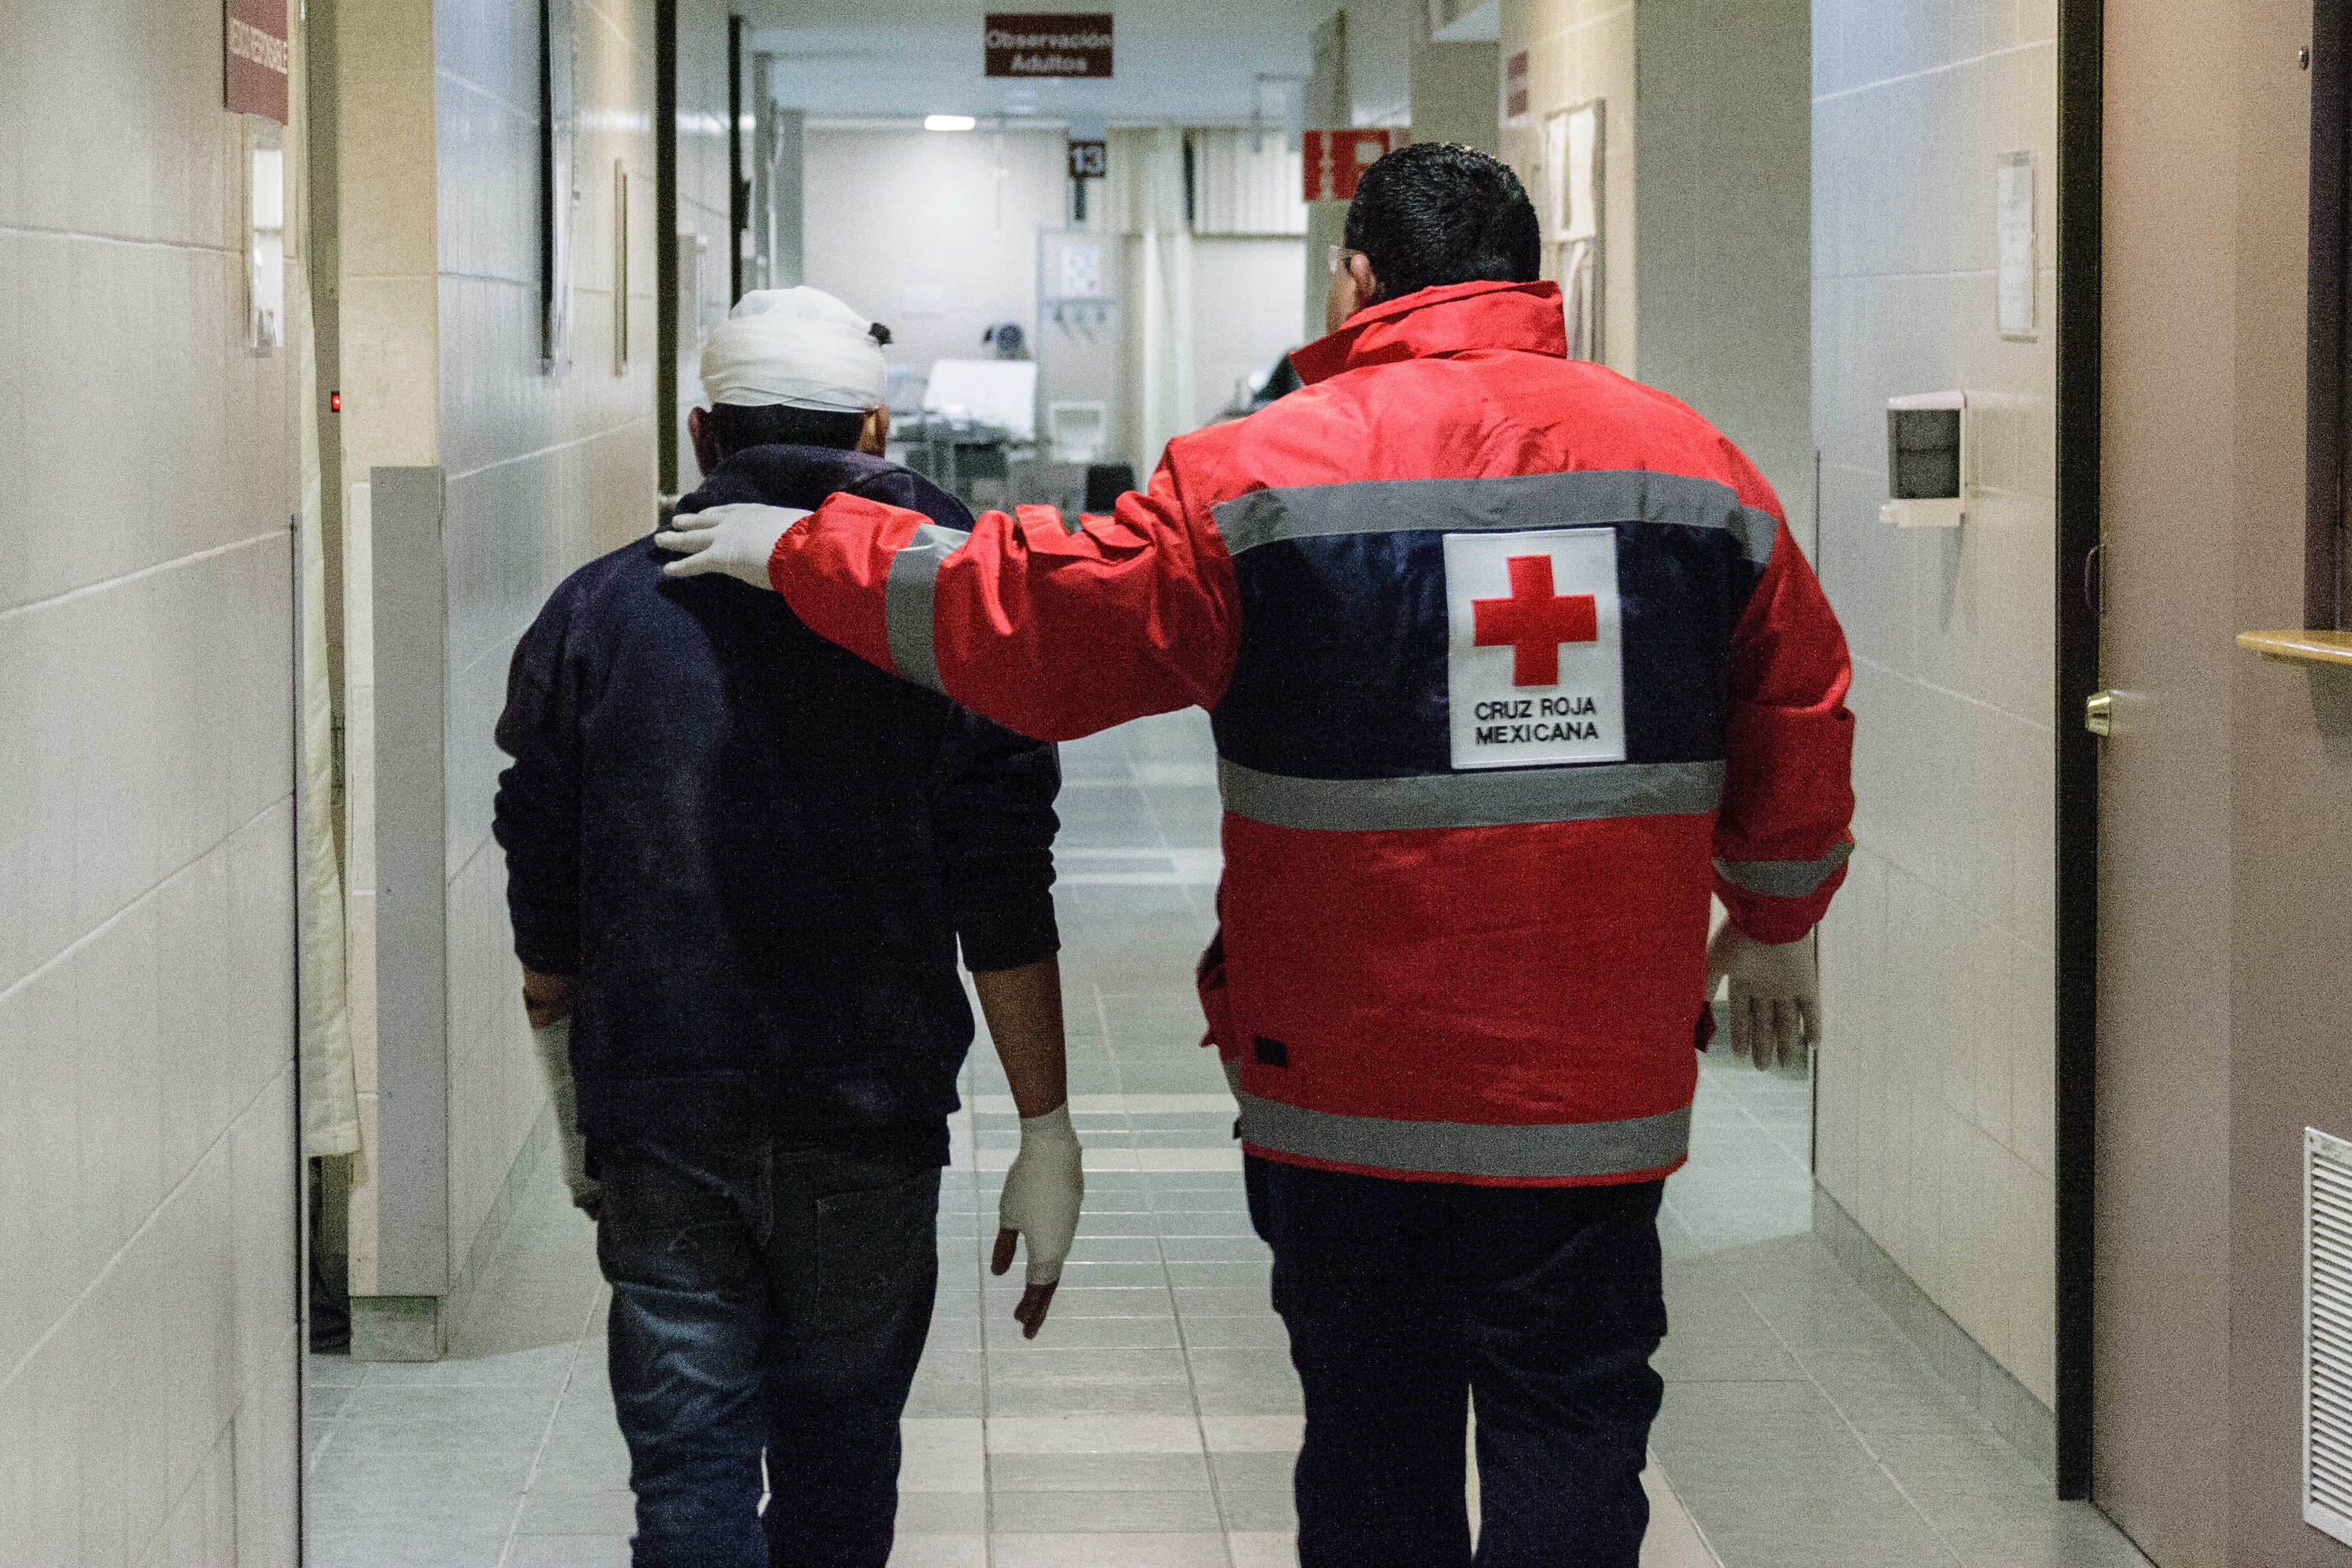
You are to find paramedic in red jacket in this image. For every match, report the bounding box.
[657,142,1855,1568]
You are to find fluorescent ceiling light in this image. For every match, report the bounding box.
[925,114,977,132]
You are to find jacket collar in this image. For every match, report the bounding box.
[712,440,891,495]
[1289,279,1567,385]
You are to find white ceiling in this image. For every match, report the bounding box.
[746,0,1336,128]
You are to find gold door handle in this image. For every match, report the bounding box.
[2085,690,2116,737]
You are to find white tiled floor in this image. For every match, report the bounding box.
[306,711,2150,1567]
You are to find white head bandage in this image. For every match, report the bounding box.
[699,287,888,413]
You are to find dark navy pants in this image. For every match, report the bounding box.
[1245,1156,1668,1568]
[596,1140,942,1568]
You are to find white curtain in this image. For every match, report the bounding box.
[291,69,360,1159]
[1109,124,1197,474]
[1188,129,1308,237]
[297,280,360,1160]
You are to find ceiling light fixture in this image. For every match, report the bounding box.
[925,114,977,132]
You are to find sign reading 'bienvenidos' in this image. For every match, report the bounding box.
[985,14,1114,78]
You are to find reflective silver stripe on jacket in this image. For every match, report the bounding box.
[1210,470,1778,568]
[1239,1095,1691,1182]
[1218,757,1724,833]
[883,523,969,695]
[1714,840,1854,900]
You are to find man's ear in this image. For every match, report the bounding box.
[689,406,721,476]
[859,405,891,457]
[1348,251,1382,310]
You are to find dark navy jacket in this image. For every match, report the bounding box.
[492,444,1061,1164]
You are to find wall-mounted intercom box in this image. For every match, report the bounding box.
[1880,391,1970,528]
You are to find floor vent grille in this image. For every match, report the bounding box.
[2308,1128,2352,1545]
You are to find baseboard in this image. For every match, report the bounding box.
[349,1294,443,1362]
[1812,1186,2058,1478]
[349,1107,553,1362]
[452,1107,556,1316]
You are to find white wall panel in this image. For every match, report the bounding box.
[675,0,732,491]
[1190,237,1309,428]
[431,0,660,1294]
[1635,0,1813,540]
[0,0,300,1548]
[1497,0,1639,375]
[802,126,1069,413]
[1810,0,2059,1408]
[336,0,663,1312]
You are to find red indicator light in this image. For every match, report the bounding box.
[330,391,342,413]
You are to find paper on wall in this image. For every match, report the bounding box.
[1998,152,2037,339]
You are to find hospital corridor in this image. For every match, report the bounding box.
[5,0,2351,1566]
[300,714,2137,1568]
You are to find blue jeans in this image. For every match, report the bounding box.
[1245,1156,1668,1568]
[596,1140,943,1568]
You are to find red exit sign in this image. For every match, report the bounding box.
[1304,129,1392,202]
[224,0,289,122]
[986,14,1114,78]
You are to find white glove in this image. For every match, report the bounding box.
[654,502,812,588]
[1706,924,1819,1072]
[996,1104,1083,1287]
[530,1021,602,1215]
[1221,1057,1243,1100]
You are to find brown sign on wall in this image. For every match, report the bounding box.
[985,14,1114,78]
[224,0,289,122]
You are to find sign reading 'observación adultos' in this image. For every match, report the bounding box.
[984,14,1114,78]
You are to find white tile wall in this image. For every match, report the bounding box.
[432,0,660,1296]
[332,0,660,1308]
[1810,0,2060,1407]
[674,0,730,492]
[0,2,303,1550]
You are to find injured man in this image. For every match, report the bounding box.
[491,285,1083,1568]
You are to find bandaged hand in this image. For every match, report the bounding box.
[654,502,812,589]
[1706,924,1820,1073]
[992,1104,1084,1338]
[529,1020,602,1217]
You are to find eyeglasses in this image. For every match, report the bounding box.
[1327,244,1360,276]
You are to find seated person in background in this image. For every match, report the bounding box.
[492,286,1083,1568]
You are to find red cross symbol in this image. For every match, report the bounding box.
[1473,555,1598,687]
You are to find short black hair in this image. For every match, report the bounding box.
[1342,142,1542,303]
[703,402,868,458]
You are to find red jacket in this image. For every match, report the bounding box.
[769,280,1856,1187]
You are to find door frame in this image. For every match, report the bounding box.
[2052,0,2104,1503]
[656,0,679,496]
[2309,0,2351,628]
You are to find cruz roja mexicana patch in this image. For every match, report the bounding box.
[1443,526,1628,770]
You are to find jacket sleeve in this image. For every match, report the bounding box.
[931,711,1062,973]
[767,455,1242,741]
[492,598,583,976]
[1713,522,1857,944]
